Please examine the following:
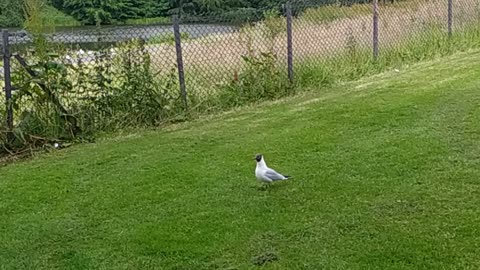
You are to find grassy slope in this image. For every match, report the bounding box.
[1,51,480,269]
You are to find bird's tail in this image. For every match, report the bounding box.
[284,175,292,179]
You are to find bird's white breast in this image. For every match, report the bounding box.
[255,166,272,182]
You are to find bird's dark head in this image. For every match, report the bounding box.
[254,154,263,162]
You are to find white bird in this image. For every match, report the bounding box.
[254,154,291,185]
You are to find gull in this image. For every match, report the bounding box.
[254,154,291,186]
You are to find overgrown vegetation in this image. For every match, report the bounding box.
[219,52,291,107]
[218,10,291,106]
[2,0,403,27]
[0,0,24,27]
[4,38,184,152]
[0,0,184,154]
[2,0,480,157]
[296,23,480,87]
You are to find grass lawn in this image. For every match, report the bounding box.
[1,50,480,269]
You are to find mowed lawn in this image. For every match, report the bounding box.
[2,51,480,269]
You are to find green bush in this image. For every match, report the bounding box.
[4,38,182,153]
[218,52,291,107]
[81,39,183,130]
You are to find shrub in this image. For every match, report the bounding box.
[80,39,183,130]
[4,38,182,154]
[218,52,290,107]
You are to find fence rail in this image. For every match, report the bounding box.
[2,0,480,149]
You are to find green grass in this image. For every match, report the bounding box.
[2,50,480,269]
[125,17,171,25]
[148,32,190,45]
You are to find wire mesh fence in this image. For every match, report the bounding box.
[1,0,480,149]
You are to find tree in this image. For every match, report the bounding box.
[62,0,126,25]
[118,0,142,20]
[168,0,197,17]
[145,0,170,17]
[49,0,64,9]
[195,0,221,13]
[60,0,172,24]
[0,0,24,27]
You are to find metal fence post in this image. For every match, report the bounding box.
[286,2,294,84]
[447,0,453,37]
[2,30,14,137]
[173,15,188,110]
[372,0,379,60]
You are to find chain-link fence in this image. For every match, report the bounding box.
[2,0,480,149]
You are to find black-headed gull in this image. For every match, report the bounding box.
[254,154,291,185]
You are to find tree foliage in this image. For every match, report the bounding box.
[0,0,24,27]
[55,0,173,24]
[1,0,377,27]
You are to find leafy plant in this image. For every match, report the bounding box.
[3,1,183,155]
[87,39,182,129]
[2,0,78,151]
[219,51,290,107]
[261,9,286,51]
[0,0,24,27]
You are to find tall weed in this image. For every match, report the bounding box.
[219,52,290,107]
[217,10,291,107]
[296,23,480,88]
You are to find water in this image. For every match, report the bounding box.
[2,23,238,50]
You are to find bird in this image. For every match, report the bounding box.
[254,154,291,187]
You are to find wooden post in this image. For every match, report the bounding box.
[372,0,379,60]
[286,2,294,84]
[173,15,188,110]
[2,30,13,136]
[447,0,453,37]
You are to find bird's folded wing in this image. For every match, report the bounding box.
[265,169,286,180]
